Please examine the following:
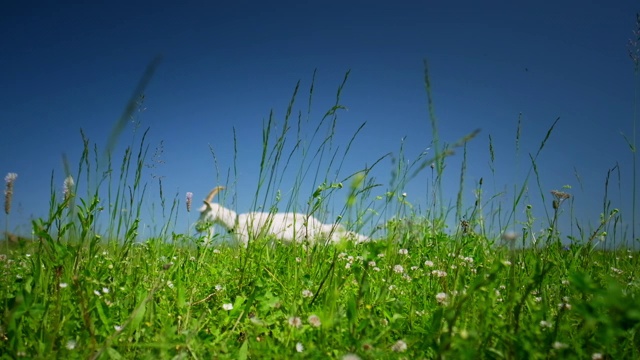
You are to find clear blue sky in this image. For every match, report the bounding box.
[1,1,638,244]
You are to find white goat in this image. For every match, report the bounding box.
[197,186,370,246]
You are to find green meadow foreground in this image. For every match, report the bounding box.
[1,228,639,359]
[2,61,640,359]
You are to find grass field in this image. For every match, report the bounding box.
[1,60,639,359]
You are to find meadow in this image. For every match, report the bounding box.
[1,61,639,359]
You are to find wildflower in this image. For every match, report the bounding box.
[308,314,321,327]
[436,292,447,304]
[368,261,376,267]
[558,302,572,310]
[611,267,623,275]
[186,192,193,212]
[102,287,109,294]
[534,296,542,303]
[59,282,68,288]
[288,316,302,328]
[552,341,568,350]
[215,284,223,291]
[373,267,380,272]
[393,265,404,273]
[296,342,304,352]
[94,290,101,297]
[592,353,603,360]
[398,248,408,255]
[424,260,434,267]
[114,325,123,332]
[222,303,233,311]
[4,172,17,215]
[295,257,301,263]
[388,285,396,291]
[540,320,553,329]
[391,339,407,352]
[377,253,385,258]
[302,289,313,298]
[431,270,448,277]
[63,176,74,203]
[65,339,76,350]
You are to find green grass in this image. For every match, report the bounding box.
[2,55,640,359]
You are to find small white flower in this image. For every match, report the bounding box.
[391,339,407,352]
[552,341,568,350]
[393,265,404,273]
[592,353,603,360]
[94,290,101,297]
[308,314,322,327]
[436,292,447,304]
[377,253,385,258]
[431,270,448,277]
[288,316,302,328]
[215,284,223,291]
[114,325,123,332]
[534,296,542,303]
[424,260,434,267]
[102,287,109,294]
[388,285,396,291]
[295,257,301,263]
[368,261,377,267]
[59,283,68,288]
[222,303,233,311]
[540,320,553,329]
[65,339,76,350]
[296,342,304,352]
[302,289,313,298]
[398,248,408,255]
[373,267,380,272]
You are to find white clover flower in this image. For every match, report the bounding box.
[308,314,321,327]
[102,287,109,294]
[94,290,101,297]
[424,260,434,267]
[431,270,448,277]
[398,248,408,255]
[592,353,603,360]
[302,289,313,298]
[65,339,76,350]
[552,341,568,350]
[436,292,447,304]
[540,320,553,329]
[368,261,377,267]
[215,284,223,291]
[114,325,123,332]
[296,342,304,352]
[222,303,233,311]
[393,265,404,273]
[59,283,68,288]
[288,316,302,328]
[391,339,407,352]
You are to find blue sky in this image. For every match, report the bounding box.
[1,1,638,244]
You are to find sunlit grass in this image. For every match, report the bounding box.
[2,51,640,359]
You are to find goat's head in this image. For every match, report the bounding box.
[197,186,225,223]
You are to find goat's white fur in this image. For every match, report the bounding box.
[197,186,370,245]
